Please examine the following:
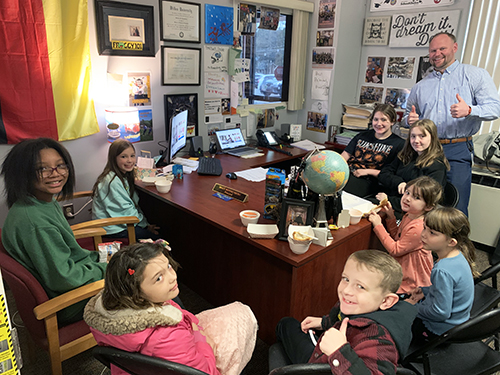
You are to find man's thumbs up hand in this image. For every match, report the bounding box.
[408,105,419,126]
[451,93,470,118]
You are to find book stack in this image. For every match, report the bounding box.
[335,129,361,146]
[341,103,374,130]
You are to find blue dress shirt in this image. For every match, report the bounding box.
[404,60,500,139]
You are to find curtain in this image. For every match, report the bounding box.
[463,0,500,134]
[288,9,310,111]
[0,0,99,144]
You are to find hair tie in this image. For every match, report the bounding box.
[128,268,135,275]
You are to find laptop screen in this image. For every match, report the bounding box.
[215,128,246,151]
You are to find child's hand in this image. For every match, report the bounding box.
[398,182,407,195]
[301,316,322,333]
[382,201,395,220]
[375,192,388,202]
[147,224,160,235]
[407,287,424,305]
[319,318,349,356]
[368,212,382,227]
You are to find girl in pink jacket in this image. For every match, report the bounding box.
[368,176,442,293]
[84,242,257,375]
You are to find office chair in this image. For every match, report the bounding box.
[93,346,209,375]
[268,342,416,375]
[441,181,459,208]
[0,230,104,375]
[401,307,500,375]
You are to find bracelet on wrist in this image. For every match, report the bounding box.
[467,106,472,116]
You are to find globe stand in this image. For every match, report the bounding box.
[314,194,328,228]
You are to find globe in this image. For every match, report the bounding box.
[301,150,350,195]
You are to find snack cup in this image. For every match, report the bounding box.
[287,225,314,254]
[155,180,172,194]
[349,209,363,225]
[240,210,260,227]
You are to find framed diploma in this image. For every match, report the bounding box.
[160,0,201,43]
[95,0,155,57]
[161,46,201,85]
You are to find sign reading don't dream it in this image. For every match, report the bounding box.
[389,10,460,48]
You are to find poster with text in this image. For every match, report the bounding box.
[205,4,234,45]
[318,0,336,29]
[389,10,461,48]
[205,72,230,98]
[387,57,415,79]
[204,45,229,72]
[365,56,386,84]
[371,0,454,12]
[362,16,391,45]
[311,70,331,101]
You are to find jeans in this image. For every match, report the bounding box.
[443,141,473,216]
[275,317,316,364]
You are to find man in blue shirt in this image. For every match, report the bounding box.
[404,32,500,215]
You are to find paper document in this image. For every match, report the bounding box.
[291,140,326,151]
[235,167,268,182]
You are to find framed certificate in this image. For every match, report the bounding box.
[160,0,201,43]
[95,0,155,56]
[161,46,201,86]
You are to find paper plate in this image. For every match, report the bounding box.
[141,177,165,186]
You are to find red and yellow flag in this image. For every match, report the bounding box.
[0,0,99,144]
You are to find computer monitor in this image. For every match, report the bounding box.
[156,110,188,167]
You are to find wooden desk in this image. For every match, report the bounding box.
[137,148,374,343]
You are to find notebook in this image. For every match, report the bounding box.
[214,128,259,157]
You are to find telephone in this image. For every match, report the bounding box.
[256,129,280,147]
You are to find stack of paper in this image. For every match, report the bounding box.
[335,130,361,146]
[291,140,326,151]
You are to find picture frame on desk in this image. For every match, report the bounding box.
[164,93,198,138]
[160,0,201,43]
[278,198,315,241]
[94,0,155,57]
[161,46,201,85]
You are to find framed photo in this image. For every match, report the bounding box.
[164,93,198,138]
[278,198,315,241]
[95,0,155,57]
[160,0,201,43]
[161,46,201,85]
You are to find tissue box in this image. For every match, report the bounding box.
[264,168,285,220]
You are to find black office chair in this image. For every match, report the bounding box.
[441,181,459,208]
[269,342,416,375]
[401,307,500,375]
[93,346,209,375]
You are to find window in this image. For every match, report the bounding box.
[240,13,292,104]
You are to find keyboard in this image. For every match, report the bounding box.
[197,157,223,176]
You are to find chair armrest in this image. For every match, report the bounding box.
[73,227,107,240]
[70,216,140,231]
[33,279,104,320]
[57,190,93,201]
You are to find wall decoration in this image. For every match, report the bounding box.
[387,57,415,79]
[238,3,256,34]
[127,72,151,106]
[318,0,336,29]
[389,10,461,48]
[161,46,201,85]
[205,99,222,114]
[306,111,327,133]
[311,70,331,101]
[371,0,454,12]
[205,4,234,45]
[204,45,229,72]
[278,198,315,240]
[221,98,231,115]
[259,6,280,31]
[362,16,391,45]
[165,93,198,138]
[384,88,410,109]
[316,30,334,47]
[312,47,334,69]
[311,101,328,114]
[205,72,230,97]
[417,55,433,82]
[139,109,153,141]
[365,56,386,84]
[360,86,384,104]
[160,0,200,43]
[95,0,155,56]
[256,109,276,128]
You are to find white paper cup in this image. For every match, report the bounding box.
[239,210,260,226]
[155,180,172,194]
